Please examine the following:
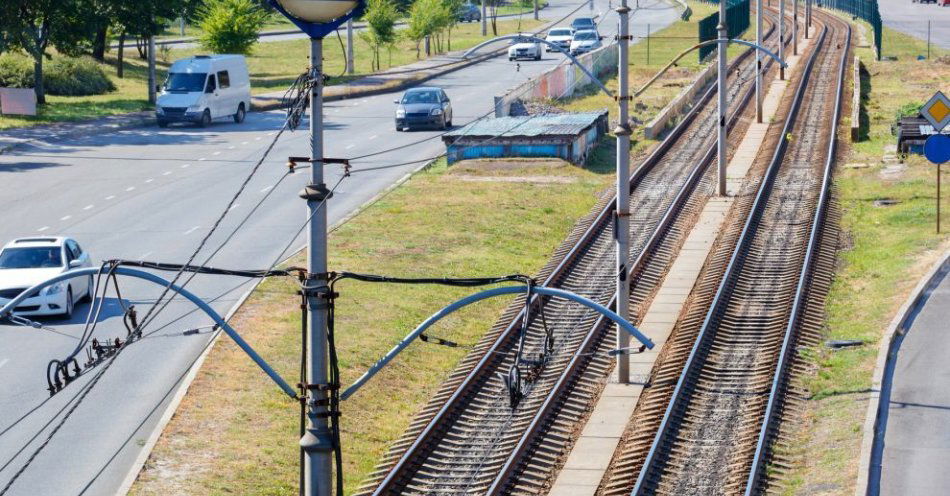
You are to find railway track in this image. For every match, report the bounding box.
[606,8,851,496]
[353,8,793,495]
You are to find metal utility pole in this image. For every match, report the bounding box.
[779,0,785,80]
[147,36,157,105]
[615,0,632,384]
[482,0,487,36]
[756,0,763,122]
[717,0,728,197]
[300,37,333,496]
[346,20,355,74]
[590,0,595,13]
[534,0,539,20]
[793,0,798,56]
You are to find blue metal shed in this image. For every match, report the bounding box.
[441,111,609,165]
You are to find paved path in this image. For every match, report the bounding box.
[0,1,680,494]
[877,0,950,49]
[880,260,950,494]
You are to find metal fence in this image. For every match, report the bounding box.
[697,0,752,60]
[822,0,883,59]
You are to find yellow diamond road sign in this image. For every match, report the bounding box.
[922,91,950,132]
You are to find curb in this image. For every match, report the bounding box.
[117,155,441,495]
[855,250,950,496]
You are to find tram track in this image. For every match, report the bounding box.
[353,7,795,495]
[603,8,852,496]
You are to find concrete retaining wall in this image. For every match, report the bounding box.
[493,43,620,117]
[642,62,717,139]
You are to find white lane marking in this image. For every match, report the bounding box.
[198,158,207,161]
[140,252,152,260]
[0,359,8,370]
[267,132,275,136]
[242,141,249,145]
[184,226,200,235]
[60,215,71,221]
[212,151,221,156]
[83,205,94,210]
[125,186,135,192]
[37,226,49,232]
[369,135,378,140]
[163,171,173,176]
[145,178,154,183]
[228,203,240,211]
[260,185,273,193]
[228,146,235,150]
[255,137,262,141]
[345,144,355,150]
[105,195,115,200]
[181,164,191,168]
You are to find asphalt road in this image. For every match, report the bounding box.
[0,1,679,494]
[877,0,950,49]
[880,266,950,495]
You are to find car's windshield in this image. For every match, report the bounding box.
[164,72,207,92]
[574,31,597,40]
[0,247,62,269]
[550,29,572,37]
[402,91,439,104]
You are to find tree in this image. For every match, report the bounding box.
[0,0,95,104]
[359,0,400,71]
[405,0,451,58]
[197,0,271,55]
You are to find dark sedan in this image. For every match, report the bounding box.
[394,87,454,131]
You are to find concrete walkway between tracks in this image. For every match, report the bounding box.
[547,27,815,496]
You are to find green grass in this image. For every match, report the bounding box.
[129,158,614,496]
[775,22,950,496]
[0,18,541,130]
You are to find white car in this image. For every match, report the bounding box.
[546,27,575,52]
[508,40,542,61]
[570,30,603,56]
[0,237,93,318]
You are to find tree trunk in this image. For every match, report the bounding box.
[448,29,452,51]
[33,54,45,104]
[117,33,126,78]
[92,26,108,61]
[136,38,147,59]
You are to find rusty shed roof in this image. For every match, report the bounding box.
[444,111,607,140]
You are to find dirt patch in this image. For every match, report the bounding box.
[451,175,577,184]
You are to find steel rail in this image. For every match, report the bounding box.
[742,13,851,495]
[484,14,788,493]
[630,18,834,496]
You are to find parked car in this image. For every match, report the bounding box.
[0,237,93,318]
[508,39,543,60]
[570,29,603,55]
[457,3,481,22]
[571,17,597,32]
[545,27,575,52]
[394,87,454,131]
[156,55,251,128]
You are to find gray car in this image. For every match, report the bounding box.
[394,87,454,131]
[457,4,481,22]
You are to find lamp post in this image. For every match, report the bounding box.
[269,1,364,495]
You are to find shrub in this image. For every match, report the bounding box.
[197,0,271,55]
[0,53,114,96]
[0,53,34,89]
[45,57,116,96]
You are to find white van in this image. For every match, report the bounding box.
[156,55,251,127]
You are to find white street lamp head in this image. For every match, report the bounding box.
[274,0,359,23]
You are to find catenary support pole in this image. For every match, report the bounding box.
[482,0,488,35]
[147,36,156,105]
[301,37,333,496]
[615,0,632,383]
[927,20,931,60]
[779,0,785,79]
[346,19,355,74]
[717,3,728,196]
[793,0,798,55]
[756,0,763,122]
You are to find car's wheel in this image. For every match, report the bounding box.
[199,109,212,128]
[509,57,514,61]
[441,116,448,130]
[233,103,246,123]
[157,120,168,128]
[63,289,74,319]
[535,53,541,61]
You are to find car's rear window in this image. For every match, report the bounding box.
[575,31,597,40]
[550,29,572,36]
[0,247,62,269]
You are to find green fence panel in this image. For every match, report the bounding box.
[822,0,881,59]
[697,0,750,61]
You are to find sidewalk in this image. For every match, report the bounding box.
[875,252,950,494]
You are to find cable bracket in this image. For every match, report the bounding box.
[299,183,334,202]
